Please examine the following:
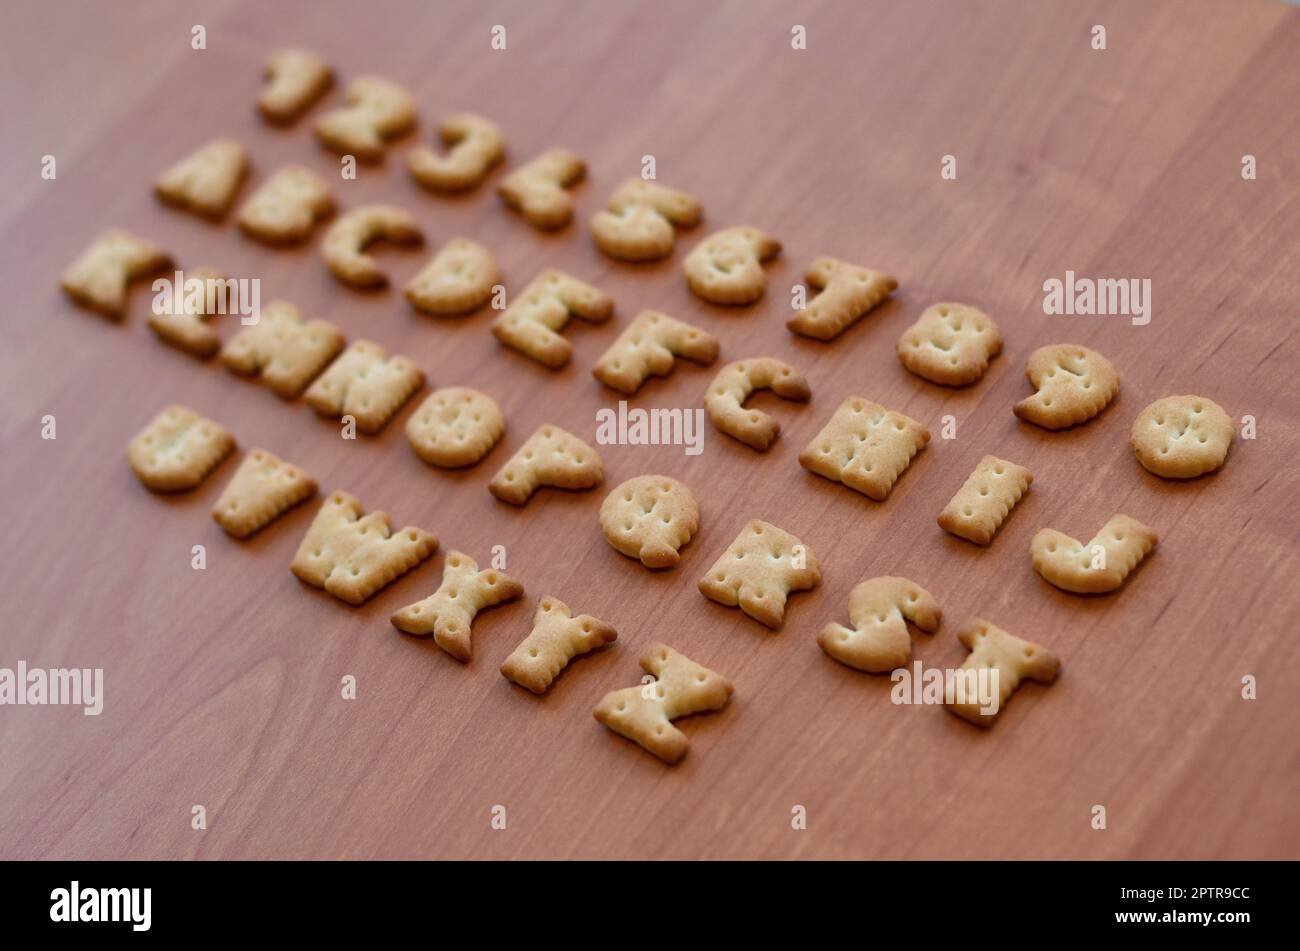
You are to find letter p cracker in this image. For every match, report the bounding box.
[488,424,603,505]
[492,269,613,369]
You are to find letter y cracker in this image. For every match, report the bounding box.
[501,596,617,694]
[61,230,171,318]
[946,620,1060,727]
[937,455,1033,545]
[818,577,941,673]
[489,424,603,505]
[127,404,234,492]
[392,551,524,662]
[1031,514,1157,594]
[212,448,317,538]
[698,519,820,629]
[799,397,929,501]
[787,257,897,340]
[593,310,719,395]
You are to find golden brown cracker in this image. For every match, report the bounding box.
[404,238,498,315]
[501,596,617,694]
[590,179,702,261]
[127,404,235,492]
[221,299,345,398]
[321,204,423,289]
[258,48,332,123]
[497,147,584,228]
[937,455,1033,545]
[314,75,416,161]
[946,620,1060,728]
[683,226,781,305]
[491,269,613,369]
[212,448,317,538]
[61,229,172,318]
[592,310,719,395]
[703,357,810,451]
[897,303,1002,385]
[818,577,941,673]
[405,386,504,468]
[237,166,334,245]
[146,267,226,358]
[787,256,897,340]
[391,550,524,662]
[1013,344,1119,429]
[304,340,423,434]
[698,519,820,629]
[599,475,700,569]
[1131,395,1233,479]
[407,112,504,191]
[1031,514,1158,594]
[488,424,603,505]
[799,397,930,500]
[154,139,248,219]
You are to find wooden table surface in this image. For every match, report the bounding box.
[2,0,1298,860]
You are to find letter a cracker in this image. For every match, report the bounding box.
[698,519,820,629]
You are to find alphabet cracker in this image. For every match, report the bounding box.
[491,269,613,369]
[698,519,820,629]
[593,643,733,764]
[897,302,1002,386]
[1013,343,1119,429]
[946,620,1060,728]
[237,166,334,245]
[498,147,585,229]
[1031,514,1158,594]
[599,475,700,569]
[127,404,235,492]
[304,340,423,434]
[488,424,603,505]
[704,357,810,451]
[799,397,930,501]
[818,577,941,673]
[212,448,317,538]
[154,139,248,220]
[258,48,332,123]
[592,310,719,395]
[1131,395,1233,479]
[501,596,617,694]
[787,256,897,340]
[221,300,345,398]
[147,267,226,358]
[290,491,437,605]
[322,204,423,289]
[684,226,781,305]
[314,75,416,161]
[407,112,505,191]
[937,455,1033,545]
[391,551,524,662]
[590,179,702,261]
[404,238,499,315]
[60,229,171,318]
[405,386,504,468]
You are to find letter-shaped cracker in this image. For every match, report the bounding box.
[154,139,248,219]
[147,267,226,358]
[61,229,171,318]
[405,386,504,468]
[1131,395,1233,479]
[590,179,702,261]
[407,112,505,191]
[488,424,603,505]
[237,166,334,245]
[1013,344,1119,429]
[127,404,235,492]
[498,148,585,229]
[592,310,719,395]
[212,448,317,538]
[818,577,941,673]
[221,299,345,398]
[946,620,1060,728]
[704,358,810,451]
[799,397,930,501]
[291,491,437,605]
[501,597,617,694]
[313,75,416,161]
[698,519,820,629]
[391,551,524,661]
[322,205,423,289]
[787,257,897,340]
[258,48,332,123]
[491,269,613,369]
[897,303,1002,386]
[593,643,733,764]
[305,340,423,434]
[684,226,781,305]
[937,455,1033,545]
[1031,514,1158,594]
[404,238,499,315]
[599,475,700,569]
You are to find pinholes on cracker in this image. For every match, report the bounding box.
[1031,514,1158,594]
[305,340,423,434]
[408,112,505,192]
[593,643,733,765]
[501,596,617,694]
[154,139,248,220]
[592,310,719,395]
[221,299,345,398]
[237,166,334,245]
[258,49,332,123]
[897,303,1002,386]
[698,519,820,629]
[291,491,437,605]
[61,230,171,318]
[599,475,700,569]
[498,147,585,229]
[127,404,234,492]
[684,226,781,305]
[799,397,930,501]
[704,358,810,451]
[1131,395,1233,479]
[313,75,416,161]
[787,257,897,340]
[322,205,423,289]
[212,448,317,538]
[590,179,702,261]
[488,424,603,505]
[818,577,941,673]
[946,619,1060,728]
[404,238,498,315]
[147,267,226,358]
[937,455,1033,545]
[491,269,613,369]
[405,386,504,468]
[1013,343,1119,429]
[391,550,524,662]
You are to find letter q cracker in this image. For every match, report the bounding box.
[897,303,1002,386]
[946,620,1060,728]
[592,310,719,395]
[408,112,505,192]
[498,147,585,229]
[1130,395,1233,479]
[154,139,248,220]
[698,519,820,629]
[258,48,332,123]
[392,551,524,662]
[1013,344,1119,429]
[501,597,617,695]
[704,358,811,451]
[322,205,423,289]
[599,475,700,569]
[818,577,941,674]
[590,179,702,261]
[492,269,613,369]
[787,256,897,341]
[937,455,1033,545]
[305,340,424,434]
[127,404,235,492]
[684,226,781,305]
[314,75,416,161]
[61,230,171,318]
[1031,514,1157,594]
[489,424,603,505]
[799,397,930,501]
[212,448,317,538]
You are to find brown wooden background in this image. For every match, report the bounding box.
[2,0,1298,860]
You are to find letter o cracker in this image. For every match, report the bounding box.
[698,519,820,629]
[404,238,498,315]
[590,179,702,261]
[314,75,416,161]
[408,113,505,192]
[322,205,423,289]
[1130,395,1233,479]
[258,49,332,123]
[787,257,897,341]
[488,424,603,505]
[237,166,334,245]
[1031,514,1158,594]
[127,404,235,492]
[684,226,781,305]
[818,577,941,673]
[599,475,700,570]
[592,310,719,395]
[897,303,1002,386]
[405,386,504,468]
[798,397,930,501]
[501,597,617,695]
[1013,344,1119,429]
[154,139,248,220]
[498,148,585,229]
[704,358,811,451]
[946,620,1060,728]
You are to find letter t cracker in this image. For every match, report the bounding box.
[391,551,524,662]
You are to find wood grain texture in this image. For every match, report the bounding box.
[1,0,1298,860]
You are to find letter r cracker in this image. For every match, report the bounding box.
[492,269,613,369]
[937,455,1033,545]
[799,397,930,501]
[592,310,719,395]
[698,519,821,629]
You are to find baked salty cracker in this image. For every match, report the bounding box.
[787,256,897,340]
[698,518,820,629]
[404,238,498,315]
[237,166,334,245]
[405,386,504,468]
[321,204,423,289]
[937,455,1033,545]
[704,357,810,451]
[590,179,702,261]
[491,269,613,369]
[498,147,585,229]
[501,596,617,694]
[147,267,227,358]
[304,340,423,434]
[1031,514,1158,594]
[684,226,781,305]
[799,397,929,501]
[127,404,234,492]
[946,619,1060,728]
[488,424,603,505]
[897,302,1002,385]
[221,299,345,398]
[314,75,416,161]
[1131,395,1233,479]
[212,448,317,538]
[154,139,248,219]
[258,48,332,123]
[818,576,941,673]
[592,310,719,395]
[408,112,504,192]
[391,550,523,662]
[1013,343,1119,429]
[61,229,172,318]
[599,475,700,569]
